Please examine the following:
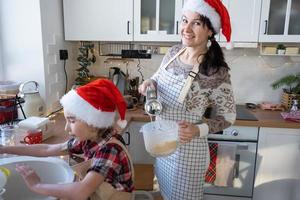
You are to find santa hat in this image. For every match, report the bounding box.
[182,0,231,42]
[60,79,127,129]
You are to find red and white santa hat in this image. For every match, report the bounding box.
[60,79,127,129]
[182,0,231,42]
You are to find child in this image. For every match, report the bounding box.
[0,79,134,200]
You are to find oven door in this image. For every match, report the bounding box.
[204,140,257,197]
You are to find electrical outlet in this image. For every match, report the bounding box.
[59,49,68,60]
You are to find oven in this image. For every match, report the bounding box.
[204,126,259,200]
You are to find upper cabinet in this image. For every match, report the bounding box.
[63,0,133,41]
[219,0,261,43]
[259,0,300,42]
[133,0,183,42]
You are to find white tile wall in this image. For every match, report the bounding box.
[88,47,300,105]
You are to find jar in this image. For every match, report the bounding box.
[0,125,16,146]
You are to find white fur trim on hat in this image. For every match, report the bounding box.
[60,90,116,128]
[182,0,221,33]
[117,119,127,129]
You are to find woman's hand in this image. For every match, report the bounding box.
[138,79,156,96]
[178,121,200,144]
[15,164,41,192]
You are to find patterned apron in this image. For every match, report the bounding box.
[154,48,210,200]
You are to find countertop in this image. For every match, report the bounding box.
[126,106,300,129]
[44,106,300,145]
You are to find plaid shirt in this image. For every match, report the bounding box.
[67,129,134,192]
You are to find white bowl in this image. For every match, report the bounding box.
[140,120,178,157]
[0,156,74,200]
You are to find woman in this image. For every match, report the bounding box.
[0,79,133,200]
[139,0,236,199]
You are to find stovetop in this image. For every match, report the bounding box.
[236,105,258,121]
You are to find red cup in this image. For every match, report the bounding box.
[23,129,42,144]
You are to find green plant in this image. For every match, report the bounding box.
[75,42,96,85]
[271,74,300,94]
[276,44,286,50]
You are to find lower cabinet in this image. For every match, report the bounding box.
[123,122,155,164]
[253,127,300,200]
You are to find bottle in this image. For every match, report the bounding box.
[290,100,298,113]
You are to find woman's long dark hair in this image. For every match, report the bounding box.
[198,15,229,76]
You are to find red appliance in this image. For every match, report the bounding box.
[0,96,17,124]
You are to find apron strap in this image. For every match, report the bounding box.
[162,47,186,69]
[91,137,134,200]
[106,137,135,179]
[160,46,199,104]
[177,64,199,104]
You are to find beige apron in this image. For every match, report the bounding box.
[72,138,134,200]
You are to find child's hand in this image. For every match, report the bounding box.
[15,164,41,192]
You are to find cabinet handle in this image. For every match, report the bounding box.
[176,21,179,34]
[127,21,130,35]
[124,131,130,145]
[264,20,268,34]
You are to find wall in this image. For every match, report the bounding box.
[0,0,78,114]
[39,0,77,112]
[89,47,300,104]
[0,0,45,91]
[0,37,3,80]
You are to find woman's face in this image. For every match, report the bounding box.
[180,10,212,48]
[64,111,96,141]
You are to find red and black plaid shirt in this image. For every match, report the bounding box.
[67,129,134,192]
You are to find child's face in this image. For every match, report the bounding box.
[64,111,96,141]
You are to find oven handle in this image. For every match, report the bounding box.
[234,154,241,178]
[208,141,249,151]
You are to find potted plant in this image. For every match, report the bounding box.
[75,42,96,86]
[276,44,286,55]
[271,74,300,109]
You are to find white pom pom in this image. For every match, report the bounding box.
[117,120,127,129]
[225,42,234,50]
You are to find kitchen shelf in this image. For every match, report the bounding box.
[260,43,300,56]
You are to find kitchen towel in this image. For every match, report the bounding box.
[281,110,300,123]
[205,143,218,183]
[214,143,237,187]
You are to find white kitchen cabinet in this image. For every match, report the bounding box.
[219,0,261,43]
[133,0,183,42]
[122,122,155,164]
[259,0,300,42]
[253,127,300,200]
[63,0,133,41]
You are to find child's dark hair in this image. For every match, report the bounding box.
[198,15,229,76]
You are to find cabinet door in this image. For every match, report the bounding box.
[63,0,133,41]
[133,0,183,42]
[124,122,155,164]
[253,127,300,200]
[259,0,300,42]
[219,0,261,42]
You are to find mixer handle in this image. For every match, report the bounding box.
[146,86,157,100]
